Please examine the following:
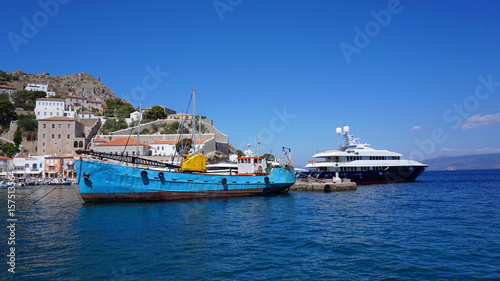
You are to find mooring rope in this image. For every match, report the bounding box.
[32,184,61,205]
[15,178,57,203]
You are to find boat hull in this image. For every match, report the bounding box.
[298,165,427,185]
[75,159,295,202]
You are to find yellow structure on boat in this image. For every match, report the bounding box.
[179,154,207,173]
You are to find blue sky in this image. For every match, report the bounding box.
[2,0,500,167]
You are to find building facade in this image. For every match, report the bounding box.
[12,155,44,179]
[25,82,55,97]
[0,156,14,179]
[37,117,86,155]
[95,138,151,156]
[65,95,102,112]
[0,85,15,94]
[44,155,76,179]
[35,98,65,120]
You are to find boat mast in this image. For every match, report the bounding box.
[191,89,196,154]
[136,101,142,157]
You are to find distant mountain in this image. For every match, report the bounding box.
[6,70,116,102]
[424,153,500,171]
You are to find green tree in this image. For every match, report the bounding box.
[105,98,135,118]
[0,100,17,127]
[11,90,47,110]
[13,128,22,147]
[0,142,19,157]
[236,149,244,158]
[262,153,275,160]
[0,93,9,101]
[144,106,167,120]
[18,114,37,131]
[175,138,192,154]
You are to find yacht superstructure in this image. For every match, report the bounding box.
[303,126,427,184]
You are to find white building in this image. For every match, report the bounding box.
[151,139,206,156]
[0,156,14,179]
[25,82,55,97]
[12,155,44,179]
[78,111,95,118]
[35,98,65,120]
[0,85,16,94]
[125,111,143,125]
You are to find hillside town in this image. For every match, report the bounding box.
[0,71,233,185]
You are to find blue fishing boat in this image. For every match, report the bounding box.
[75,151,295,202]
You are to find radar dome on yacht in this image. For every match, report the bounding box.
[336,127,342,135]
[343,126,350,134]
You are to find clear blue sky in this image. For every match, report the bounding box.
[2,0,500,167]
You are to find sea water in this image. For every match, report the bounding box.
[1,170,499,280]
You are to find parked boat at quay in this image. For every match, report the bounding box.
[75,149,295,202]
[303,125,428,184]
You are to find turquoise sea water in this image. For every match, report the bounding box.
[1,170,499,280]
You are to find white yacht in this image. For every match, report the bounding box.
[303,126,428,184]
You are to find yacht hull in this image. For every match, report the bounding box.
[299,165,427,184]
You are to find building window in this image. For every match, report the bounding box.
[67,134,70,139]
[52,124,55,129]
[42,134,45,139]
[51,134,55,139]
[67,124,70,129]
[43,124,46,129]
[58,134,61,139]
[42,143,45,146]
[58,124,62,129]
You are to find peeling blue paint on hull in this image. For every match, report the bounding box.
[76,159,296,202]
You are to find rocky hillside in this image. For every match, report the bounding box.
[6,70,116,102]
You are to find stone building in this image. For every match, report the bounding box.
[37,117,86,155]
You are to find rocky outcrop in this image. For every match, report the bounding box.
[7,70,116,102]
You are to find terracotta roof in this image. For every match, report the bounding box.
[93,136,108,143]
[39,116,77,121]
[152,139,206,145]
[0,85,15,89]
[80,111,94,114]
[36,98,64,101]
[0,156,12,160]
[65,95,87,99]
[45,155,75,159]
[14,155,29,158]
[97,138,150,147]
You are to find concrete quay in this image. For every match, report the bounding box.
[290,179,356,192]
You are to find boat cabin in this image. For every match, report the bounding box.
[237,157,266,175]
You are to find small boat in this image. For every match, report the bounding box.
[446,166,458,171]
[75,150,295,202]
[304,125,428,184]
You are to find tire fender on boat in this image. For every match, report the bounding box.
[221,178,227,185]
[264,176,270,183]
[158,172,164,178]
[141,171,148,178]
